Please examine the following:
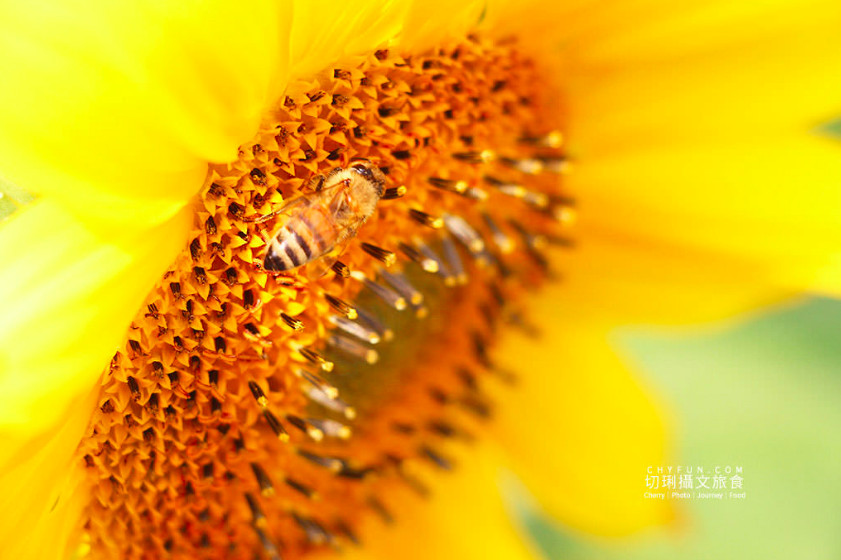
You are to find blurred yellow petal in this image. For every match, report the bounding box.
[289,0,412,78]
[0,200,190,485]
[490,285,674,535]
[565,15,841,140]
[812,255,841,298]
[485,0,841,296]
[310,445,540,560]
[0,0,291,227]
[399,0,485,52]
[559,0,841,292]
[560,223,800,326]
[510,228,793,532]
[568,137,841,295]
[0,394,94,560]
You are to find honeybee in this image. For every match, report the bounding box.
[251,160,386,274]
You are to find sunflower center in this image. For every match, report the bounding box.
[78,36,571,559]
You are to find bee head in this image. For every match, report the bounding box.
[350,159,387,198]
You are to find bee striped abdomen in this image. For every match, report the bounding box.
[264,207,333,272]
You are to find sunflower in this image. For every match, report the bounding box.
[1,0,839,559]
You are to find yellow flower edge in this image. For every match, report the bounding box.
[0,200,192,559]
[0,0,839,557]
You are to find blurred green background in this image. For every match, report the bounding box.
[512,296,841,560]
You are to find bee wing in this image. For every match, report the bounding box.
[276,180,347,216]
[325,184,351,215]
[244,195,310,224]
[277,195,311,214]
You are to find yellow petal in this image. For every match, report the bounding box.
[0,200,191,486]
[398,0,486,52]
[0,393,94,560]
[288,0,412,78]
[309,444,540,560]
[0,0,292,227]
[561,223,801,326]
[483,0,841,295]
[558,0,841,291]
[568,136,841,295]
[489,286,674,535]
[811,255,841,297]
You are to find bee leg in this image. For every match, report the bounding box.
[243,209,284,224]
[251,260,296,282]
[305,167,346,192]
[304,174,327,192]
